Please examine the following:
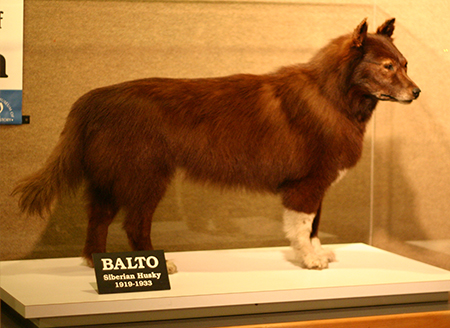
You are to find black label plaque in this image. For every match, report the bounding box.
[93,250,171,294]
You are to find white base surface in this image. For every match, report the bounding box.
[2,244,450,327]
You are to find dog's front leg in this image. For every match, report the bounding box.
[283,209,334,269]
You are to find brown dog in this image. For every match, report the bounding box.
[14,18,420,272]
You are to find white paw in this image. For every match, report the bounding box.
[300,252,330,270]
[320,248,336,263]
[312,237,336,263]
[166,260,178,274]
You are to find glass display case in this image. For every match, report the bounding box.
[1,0,450,327]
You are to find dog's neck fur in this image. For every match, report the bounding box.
[305,29,387,129]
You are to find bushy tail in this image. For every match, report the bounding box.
[12,116,84,217]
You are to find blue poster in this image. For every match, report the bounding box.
[1,1,24,125]
[0,90,22,124]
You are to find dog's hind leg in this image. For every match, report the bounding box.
[122,173,178,274]
[123,203,157,253]
[82,185,119,267]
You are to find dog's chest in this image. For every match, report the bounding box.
[332,169,348,186]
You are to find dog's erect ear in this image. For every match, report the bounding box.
[377,18,395,38]
[353,18,368,47]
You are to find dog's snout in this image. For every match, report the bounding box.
[412,87,421,99]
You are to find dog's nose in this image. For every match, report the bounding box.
[412,87,421,99]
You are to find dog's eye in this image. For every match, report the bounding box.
[384,63,394,71]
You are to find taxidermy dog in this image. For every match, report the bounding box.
[14,18,420,273]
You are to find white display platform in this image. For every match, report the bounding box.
[2,244,450,327]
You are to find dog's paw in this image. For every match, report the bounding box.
[82,256,95,268]
[301,252,330,270]
[321,248,336,263]
[311,237,336,263]
[293,241,332,270]
[166,260,178,274]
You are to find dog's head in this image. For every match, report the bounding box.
[352,18,421,103]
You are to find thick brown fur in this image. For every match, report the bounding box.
[13,18,420,269]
